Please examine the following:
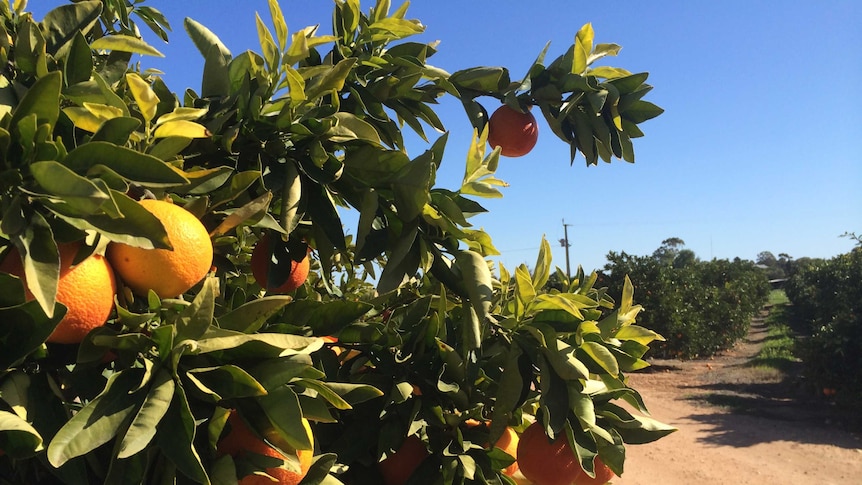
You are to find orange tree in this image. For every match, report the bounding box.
[0,1,671,484]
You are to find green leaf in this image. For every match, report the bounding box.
[47,369,143,467]
[217,295,293,333]
[184,17,231,60]
[91,34,164,57]
[202,42,230,98]
[30,161,110,215]
[580,341,619,377]
[456,249,494,325]
[321,382,384,406]
[449,67,510,94]
[513,264,535,310]
[118,368,175,458]
[64,30,93,85]
[281,299,373,336]
[40,0,101,56]
[47,189,171,249]
[186,365,267,401]
[532,237,552,290]
[91,116,142,145]
[15,213,60,318]
[393,150,435,222]
[174,275,217,343]
[621,100,664,124]
[156,383,210,484]
[10,70,61,132]
[255,12,279,72]
[328,112,383,145]
[0,409,44,458]
[62,141,189,187]
[305,57,357,101]
[257,387,313,451]
[193,332,319,357]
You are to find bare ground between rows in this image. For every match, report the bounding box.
[610,309,862,485]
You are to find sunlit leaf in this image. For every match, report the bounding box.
[91,35,164,57]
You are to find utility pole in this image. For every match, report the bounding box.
[560,219,572,279]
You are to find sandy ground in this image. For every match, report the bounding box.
[611,316,862,485]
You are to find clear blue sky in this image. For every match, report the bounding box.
[34,1,862,273]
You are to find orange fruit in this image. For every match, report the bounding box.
[250,234,310,294]
[516,422,581,485]
[495,427,520,476]
[0,243,116,344]
[573,456,615,485]
[107,199,213,298]
[487,104,539,157]
[217,410,314,485]
[378,435,429,485]
[464,420,519,476]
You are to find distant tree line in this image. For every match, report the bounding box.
[598,238,770,359]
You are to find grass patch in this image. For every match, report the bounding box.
[767,289,789,306]
[749,305,799,371]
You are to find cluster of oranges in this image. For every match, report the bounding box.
[377,420,614,485]
[0,199,309,345]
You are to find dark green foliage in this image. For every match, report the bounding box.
[603,252,770,359]
[785,249,862,403]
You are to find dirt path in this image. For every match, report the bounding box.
[612,312,862,485]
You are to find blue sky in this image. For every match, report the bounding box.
[34,1,862,273]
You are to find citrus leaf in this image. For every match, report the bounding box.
[62,141,189,187]
[16,214,60,318]
[176,275,218,342]
[10,70,61,131]
[456,249,494,325]
[30,160,110,215]
[47,369,143,467]
[305,57,357,101]
[0,301,62,369]
[118,368,175,458]
[0,409,44,458]
[579,341,619,377]
[532,236,552,289]
[186,365,267,401]
[64,30,93,85]
[184,17,231,60]
[126,73,159,123]
[216,295,293,333]
[328,112,383,145]
[47,189,171,249]
[40,0,101,56]
[193,332,320,357]
[91,34,164,57]
[257,387,313,451]
[153,120,209,139]
[155,384,210,485]
[91,116,141,145]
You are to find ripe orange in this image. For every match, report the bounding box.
[0,243,116,344]
[487,104,539,157]
[107,199,213,298]
[378,435,429,485]
[573,456,615,485]
[217,410,314,485]
[516,422,581,485]
[250,234,310,294]
[464,420,519,476]
[495,427,520,476]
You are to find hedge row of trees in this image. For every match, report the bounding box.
[600,239,770,359]
[784,246,862,403]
